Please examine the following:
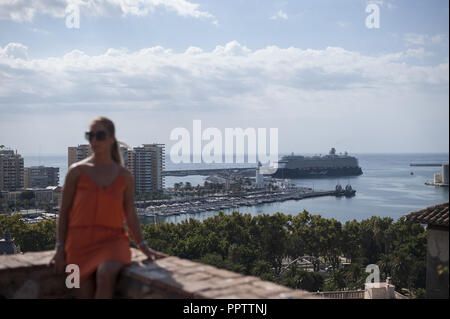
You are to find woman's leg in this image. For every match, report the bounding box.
[76,273,96,299]
[94,260,125,299]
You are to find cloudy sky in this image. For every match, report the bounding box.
[0,0,448,156]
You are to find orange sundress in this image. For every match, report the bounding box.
[65,171,132,283]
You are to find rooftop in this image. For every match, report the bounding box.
[404,202,449,228]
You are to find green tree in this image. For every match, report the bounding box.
[251,260,276,281]
[0,215,56,252]
[344,263,366,290]
[280,263,324,292]
[323,269,347,291]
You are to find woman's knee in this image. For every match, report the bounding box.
[96,261,124,284]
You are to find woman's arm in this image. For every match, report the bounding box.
[57,166,80,243]
[51,165,81,273]
[123,169,167,260]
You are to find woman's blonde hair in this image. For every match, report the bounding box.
[90,116,130,166]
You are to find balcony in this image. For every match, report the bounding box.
[0,248,315,299]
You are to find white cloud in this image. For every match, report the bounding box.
[404,33,447,46]
[1,41,448,154]
[405,48,434,59]
[404,33,426,46]
[0,0,68,22]
[212,41,251,56]
[270,10,288,20]
[0,41,447,117]
[0,42,29,59]
[0,0,215,22]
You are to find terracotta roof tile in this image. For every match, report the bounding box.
[405,202,449,227]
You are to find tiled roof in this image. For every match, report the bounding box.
[405,202,449,227]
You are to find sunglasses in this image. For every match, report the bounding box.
[85,130,110,141]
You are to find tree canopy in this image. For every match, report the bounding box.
[0,209,427,296]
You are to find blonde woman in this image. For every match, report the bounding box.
[50,116,165,298]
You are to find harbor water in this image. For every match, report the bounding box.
[24,153,449,224]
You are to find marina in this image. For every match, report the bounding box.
[11,210,58,225]
[135,185,356,218]
[16,153,450,225]
[164,167,255,177]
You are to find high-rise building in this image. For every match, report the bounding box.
[66,143,165,194]
[119,146,129,168]
[131,146,152,194]
[0,149,24,191]
[125,144,165,194]
[24,166,60,188]
[145,144,165,193]
[68,144,92,167]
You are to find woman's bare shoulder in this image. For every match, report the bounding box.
[64,164,83,187]
[119,166,133,180]
[67,158,93,180]
[119,166,134,192]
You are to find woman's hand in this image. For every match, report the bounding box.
[140,245,167,261]
[49,247,66,275]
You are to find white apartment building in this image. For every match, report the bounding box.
[67,143,165,194]
[124,144,165,194]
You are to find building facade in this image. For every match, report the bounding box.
[67,143,165,194]
[2,186,62,209]
[405,202,449,299]
[32,186,62,207]
[0,150,24,192]
[68,144,92,168]
[146,144,165,193]
[124,144,165,194]
[24,166,59,188]
[131,146,152,194]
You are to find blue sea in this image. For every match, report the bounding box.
[24,153,449,224]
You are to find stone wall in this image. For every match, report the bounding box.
[427,227,449,299]
[0,248,314,299]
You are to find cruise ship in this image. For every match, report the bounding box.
[271,148,363,178]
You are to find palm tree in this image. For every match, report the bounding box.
[345,263,364,289]
[324,269,346,291]
[378,253,393,279]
